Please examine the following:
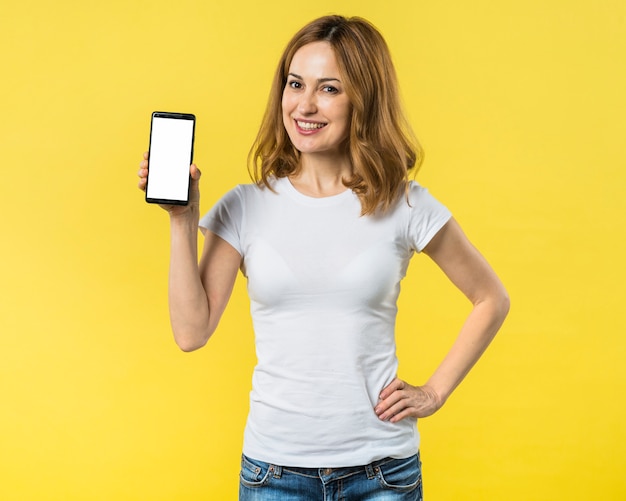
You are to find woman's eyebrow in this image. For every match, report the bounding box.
[288,72,341,84]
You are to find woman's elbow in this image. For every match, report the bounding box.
[495,286,511,323]
[173,330,211,352]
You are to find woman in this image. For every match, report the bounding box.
[138,15,509,501]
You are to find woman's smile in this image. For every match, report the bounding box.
[293,118,328,132]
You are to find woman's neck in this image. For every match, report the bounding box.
[289,153,352,198]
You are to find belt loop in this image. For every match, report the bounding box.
[365,463,376,479]
[271,464,283,479]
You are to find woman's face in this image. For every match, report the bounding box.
[282,42,351,159]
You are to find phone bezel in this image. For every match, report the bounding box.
[145,111,196,206]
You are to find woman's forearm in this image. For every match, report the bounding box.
[425,291,510,406]
[167,212,212,351]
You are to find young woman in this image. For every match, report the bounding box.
[138,15,509,501]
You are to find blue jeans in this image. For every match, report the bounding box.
[239,453,422,500]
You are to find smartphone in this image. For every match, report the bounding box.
[145,111,196,205]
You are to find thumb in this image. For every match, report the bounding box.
[190,163,201,180]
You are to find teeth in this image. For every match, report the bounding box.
[297,120,326,130]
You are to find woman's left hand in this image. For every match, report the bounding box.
[375,378,442,422]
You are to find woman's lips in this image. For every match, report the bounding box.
[294,119,327,133]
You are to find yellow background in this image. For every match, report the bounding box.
[1,1,624,499]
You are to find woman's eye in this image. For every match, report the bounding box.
[288,80,302,89]
[322,85,338,94]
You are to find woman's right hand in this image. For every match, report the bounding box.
[137,151,202,217]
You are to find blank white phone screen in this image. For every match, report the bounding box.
[147,116,194,202]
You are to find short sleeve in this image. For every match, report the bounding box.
[407,181,452,252]
[198,186,245,255]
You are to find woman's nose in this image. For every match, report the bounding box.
[297,91,317,114]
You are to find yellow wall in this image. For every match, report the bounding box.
[1,1,624,499]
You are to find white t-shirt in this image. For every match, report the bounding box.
[199,176,451,467]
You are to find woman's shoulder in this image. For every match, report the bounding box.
[406,179,428,197]
[219,179,265,198]
[215,178,281,209]
[396,180,451,225]
[405,180,446,206]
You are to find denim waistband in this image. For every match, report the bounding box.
[243,452,420,482]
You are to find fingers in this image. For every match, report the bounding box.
[139,152,149,172]
[138,152,149,191]
[375,379,440,422]
[375,378,407,421]
[379,377,404,400]
[386,406,414,423]
[377,400,408,423]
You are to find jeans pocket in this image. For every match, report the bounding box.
[240,455,274,488]
[376,455,422,493]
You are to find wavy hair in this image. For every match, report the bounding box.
[248,15,422,215]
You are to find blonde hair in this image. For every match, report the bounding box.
[248,15,422,215]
